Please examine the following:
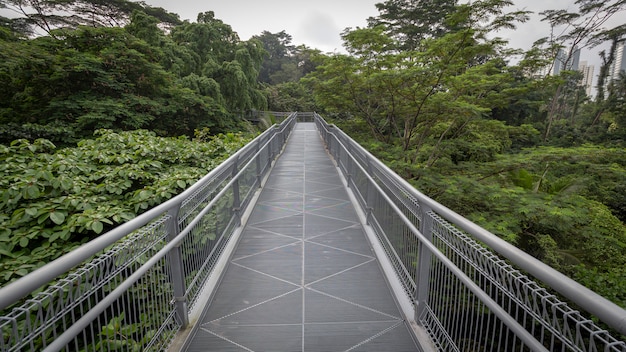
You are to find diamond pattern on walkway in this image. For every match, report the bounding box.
[184,123,419,352]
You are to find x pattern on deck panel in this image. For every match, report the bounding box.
[185,124,419,352]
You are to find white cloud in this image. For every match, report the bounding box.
[296,11,343,52]
[141,0,620,74]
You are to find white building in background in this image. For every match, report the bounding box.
[549,48,598,97]
[608,40,626,82]
[529,47,583,79]
[598,40,626,98]
[553,47,581,75]
[579,61,595,96]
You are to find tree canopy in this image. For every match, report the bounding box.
[0,0,625,311]
[0,5,268,143]
[303,0,626,308]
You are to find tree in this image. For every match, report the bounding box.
[169,11,267,115]
[601,72,626,141]
[0,26,170,135]
[125,11,199,78]
[308,0,528,165]
[253,30,295,83]
[170,11,240,71]
[0,0,180,35]
[252,31,319,84]
[0,22,245,140]
[265,82,318,112]
[539,0,626,141]
[368,0,459,50]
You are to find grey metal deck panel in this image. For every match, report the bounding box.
[184,123,419,352]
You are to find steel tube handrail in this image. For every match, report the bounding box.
[0,113,297,312]
[314,113,626,336]
[323,126,549,351]
[41,128,283,351]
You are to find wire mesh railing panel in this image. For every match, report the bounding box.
[0,216,176,352]
[312,112,626,352]
[321,120,419,299]
[0,113,297,351]
[180,187,236,309]
[366,187,419,297]
[430,212,626,352]
[426,217,534,352]
[178,165,232,228]
[337,132,423,226]
[238,155,262,212]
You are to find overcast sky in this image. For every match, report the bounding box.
[143,0,622,70]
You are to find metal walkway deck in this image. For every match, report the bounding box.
[183,123,420,351]
[3,113,625,351]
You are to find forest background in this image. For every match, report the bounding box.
[0,0,625,311]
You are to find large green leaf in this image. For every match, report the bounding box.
[49,211,66,225]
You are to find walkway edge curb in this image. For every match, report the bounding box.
[320,131,438,352]
[167,133,291,352]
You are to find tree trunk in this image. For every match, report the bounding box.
[544,85,563,142]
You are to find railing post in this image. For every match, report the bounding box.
[345,150,352,188]
[268,129,275,166]
[326,130,333,155]
[332,133,340,162]
[255,139,263,188]
[365,157,375,224]
[166,204,189,327]
[231,156,241,227]
[415,205,433,323]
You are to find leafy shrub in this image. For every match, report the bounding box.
[0,129,251,285]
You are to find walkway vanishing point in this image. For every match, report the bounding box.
[182,122,420,351]
[1,112,625,352]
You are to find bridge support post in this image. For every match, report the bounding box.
[166,204,189,328]
[415,205,433,324]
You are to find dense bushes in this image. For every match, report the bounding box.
[0,129,251,285]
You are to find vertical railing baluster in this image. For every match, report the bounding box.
[415,205,433,324]
[365,157,375,224]
[255,139,262,188]
[231,156,241,227]
[166,204,189,327]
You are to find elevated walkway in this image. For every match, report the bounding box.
[2,113,625,352]
[183,123,420,351]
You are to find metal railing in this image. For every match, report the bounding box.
[0,113,297,352]
[3,111,625,352]
[313,112,626,352]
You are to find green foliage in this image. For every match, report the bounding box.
[314,2,626,310]
[362,140,626,305]
[574,266,626,309]
[307,1,529,163]
[0,10,267,140]
[166,12,267,116]
[368,0,459,50]
[0,130,251,286]
[264,82,318,112]
[93,314,155,351]
[253,31,320,85]
[1,26,171,136]
[1,0,181,36]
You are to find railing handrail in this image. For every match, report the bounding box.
[313,113,626,336]
[40,119,298,351]
[318,118,549,351]
[0,113,297,312]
